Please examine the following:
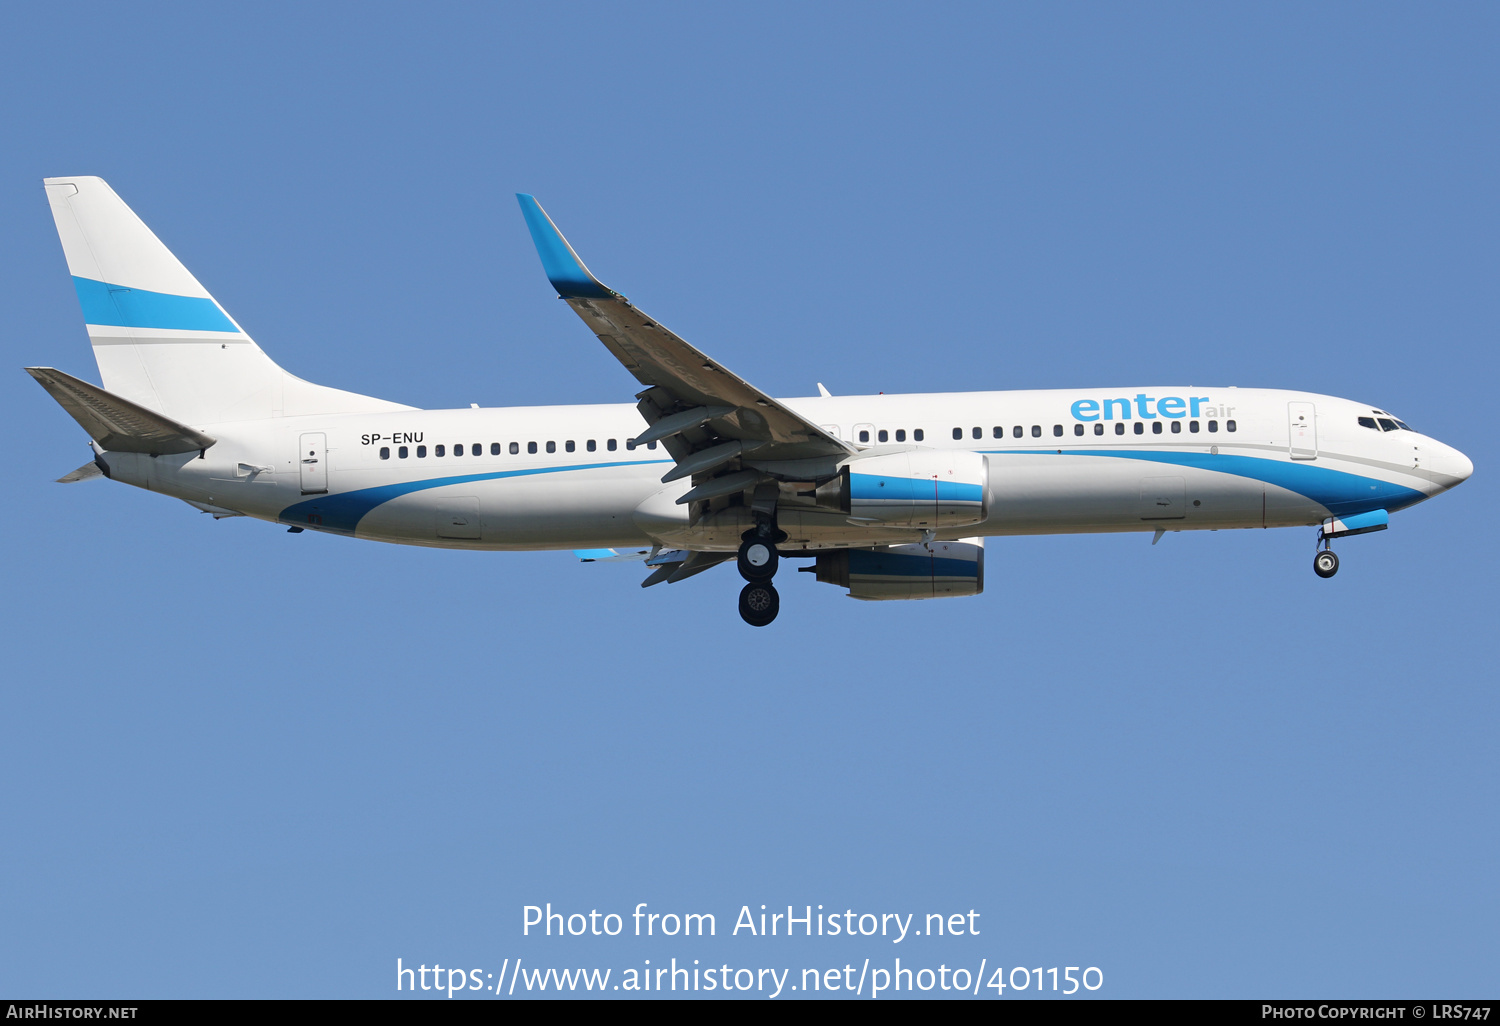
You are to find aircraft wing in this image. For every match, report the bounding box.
[517,195,853,484]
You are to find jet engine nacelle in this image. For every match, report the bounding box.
[839,448,989,529]
[808,540,984,601]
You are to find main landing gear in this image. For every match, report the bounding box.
[737,527,785,627]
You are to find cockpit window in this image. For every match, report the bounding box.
[1394,419,1413,431]
[1358,417,1378,430]
[1377,418,1399,432]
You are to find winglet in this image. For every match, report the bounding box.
[516,194,617,300]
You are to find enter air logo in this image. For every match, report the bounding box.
[1069,395,1234,421]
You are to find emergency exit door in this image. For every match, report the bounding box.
[299,432,327,494]
[1288,402,1317,460]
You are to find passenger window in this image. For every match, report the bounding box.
[417,445,428,457]
[972,427,982,440]
[398,446,409,458]
[435,444,446,457]
[1226,420,1237,432]
[566,440,576,452]
[379,446,390,460]
[1208,420,1218,433]
[586,439,597,452]
[1170,421,1182,434]
[1053,424,1063,437]
[453,444,463,456]
[510,442,519,454]
[913,428,924,441]
[1189,420,1199,433]
[877,429,889,442]
[1152,422,1163,434]
[1074,424,1084,436]
[490,442,500,455]
[993,427,1003,438]
[1031,425,1041,438]
[1134,422,1144,435]
[608,439,618,451]
[858,429,870,443]
[1377,418,1398,431]
[472,443,481,456]
[1094,423,1104,436]
[528,442,538,454]
[895,429,906,442]
[546,441,557,453]
[647,440,657,449]
[1115,423,1125,435]
[952,427,962,440]
[1013,426,1023,438]
[626,439,636,450]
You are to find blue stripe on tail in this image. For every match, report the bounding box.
[73,276,237,333]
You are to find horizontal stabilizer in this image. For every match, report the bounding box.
[56,460,104,483]
[26,367,216,455]
[574,548,653,562]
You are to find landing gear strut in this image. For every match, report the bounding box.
[1313,524,1341,579]
[737,526,785,626]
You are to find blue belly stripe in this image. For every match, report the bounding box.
[283,449,1424,537]
[984,448,1427,517]
[279,459,671,534]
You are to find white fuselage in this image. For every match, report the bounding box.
[97,386,1472,553]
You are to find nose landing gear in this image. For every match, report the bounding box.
[1313,549,1340,578]
[737,526,785,626]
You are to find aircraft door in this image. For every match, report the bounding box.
[1288,402,1317,460]
[299,432,328,494]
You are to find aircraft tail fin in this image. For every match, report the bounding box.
[42,177,410,424]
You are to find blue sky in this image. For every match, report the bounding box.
[1,1,1495,999]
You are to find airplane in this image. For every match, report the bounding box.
[28,177,1473,626]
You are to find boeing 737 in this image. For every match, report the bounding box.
[29,177,1473,625]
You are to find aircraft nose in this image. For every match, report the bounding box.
[1439,444,1474,486]
[1451,448,1474,483]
